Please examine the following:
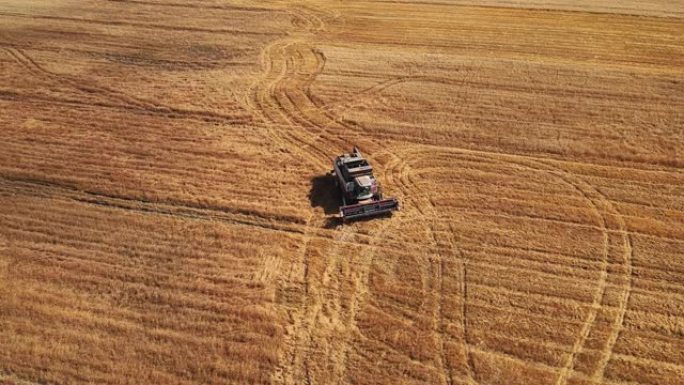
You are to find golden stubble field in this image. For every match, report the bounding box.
[0,0,682,384]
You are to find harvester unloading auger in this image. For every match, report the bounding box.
[332,147,399,221]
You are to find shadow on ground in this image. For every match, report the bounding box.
[309,173,339,215]
[309,173,343,228]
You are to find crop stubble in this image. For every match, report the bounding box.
[0,1,682,385]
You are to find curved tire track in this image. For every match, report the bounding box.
[390,145,632,384]
[247,28,405,385]
[250,39,479,384]
[378,148,477,385]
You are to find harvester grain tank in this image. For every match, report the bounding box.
[332,147,399,220]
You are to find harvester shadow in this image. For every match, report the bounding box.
[309,173,343,228]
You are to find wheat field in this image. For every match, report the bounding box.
[0,1,682,384]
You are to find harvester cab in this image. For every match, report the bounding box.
[332,147,399,221]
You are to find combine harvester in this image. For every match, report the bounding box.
[332,147,399,221]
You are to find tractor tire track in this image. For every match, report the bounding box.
[515,156,632,385]
[591,232,633,383]
[246,29,364,385]
[391,145,633,384]
[260,44,411,384]
[247,23,409,383]
[337,218,396,383]
[287,6,326,34]
[247,37,333,385]
[379,149,475,385]
[266,43,475,382]
[246,9,632,384]
[472,151,632,385]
